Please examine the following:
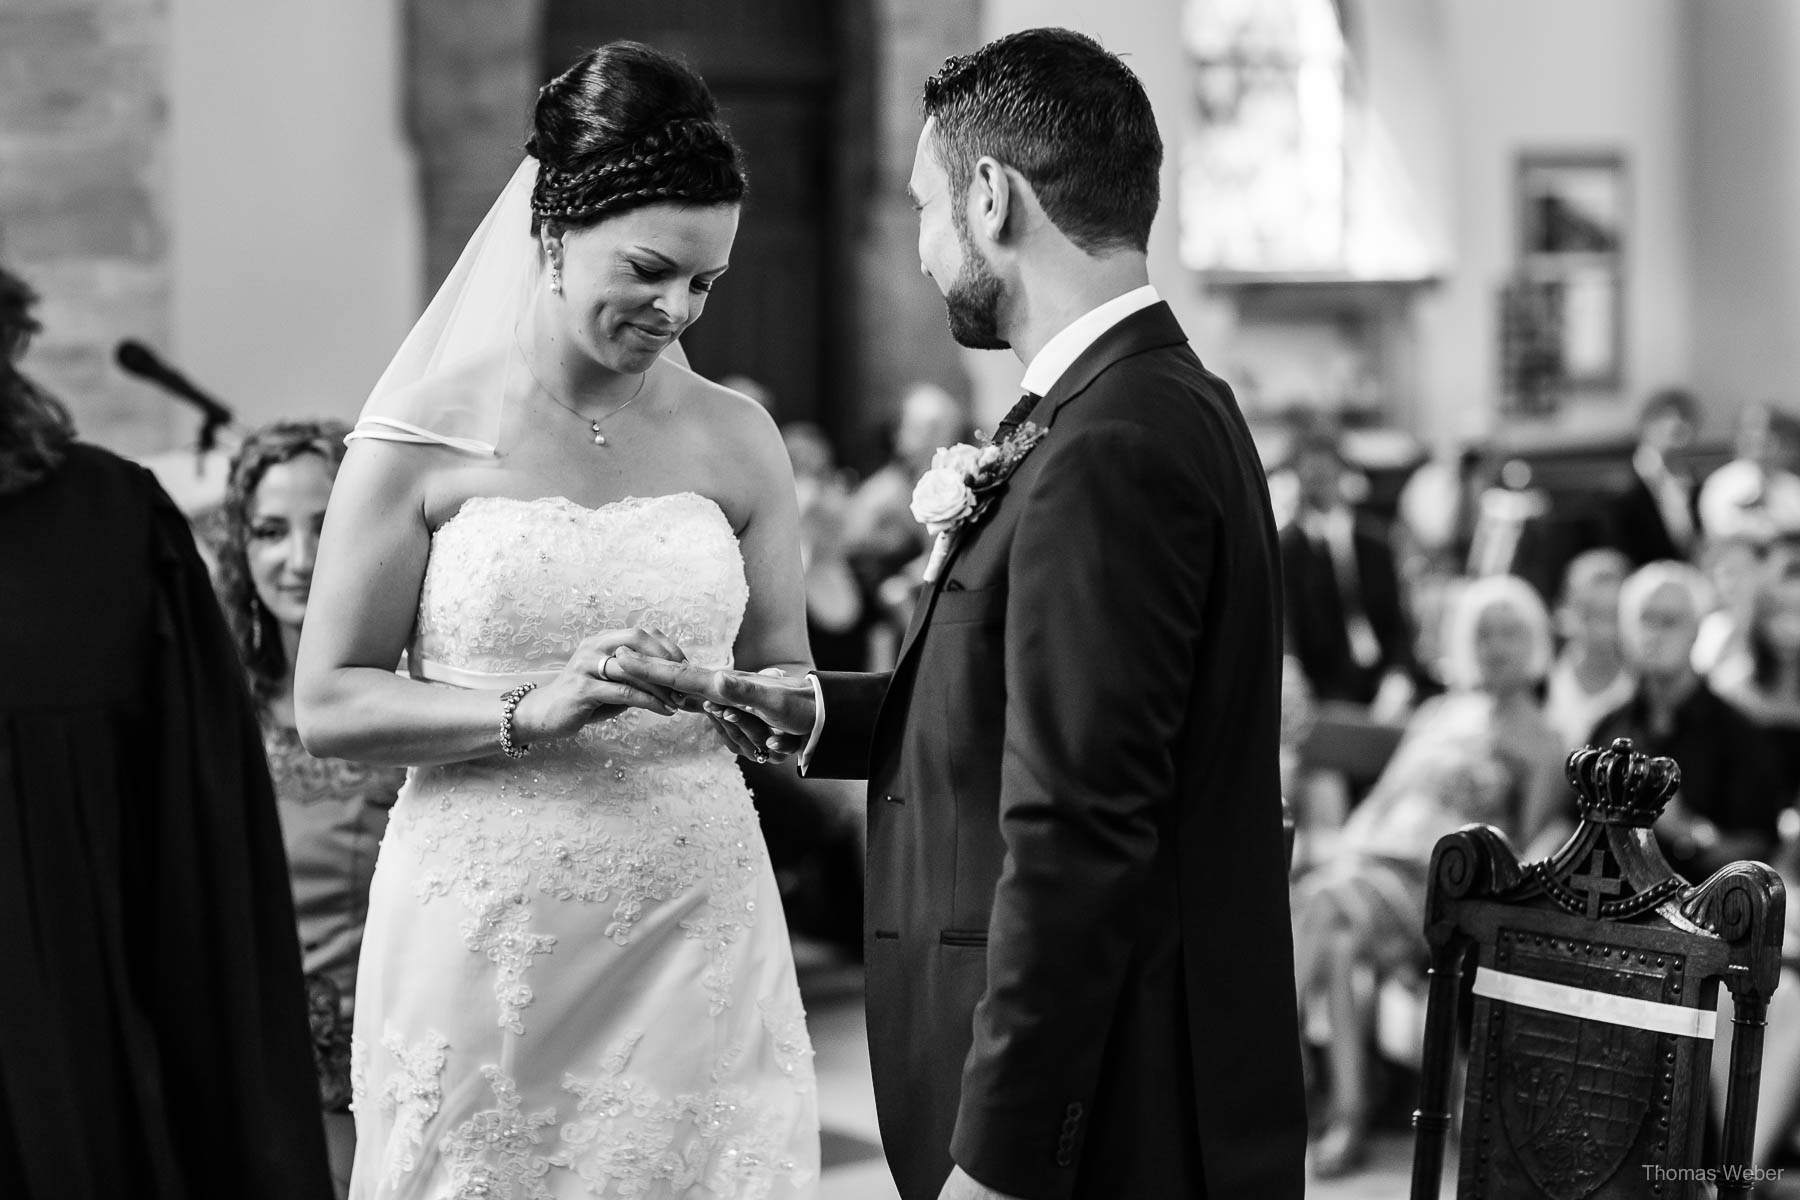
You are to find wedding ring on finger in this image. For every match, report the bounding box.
[597,652,617,682]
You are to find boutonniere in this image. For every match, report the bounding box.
[909,421,1049,582]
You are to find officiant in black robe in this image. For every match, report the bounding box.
[0,265,329,1200]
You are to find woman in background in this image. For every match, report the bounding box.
[1543,548,1634,751]
[217,420,403,1198]
[0,265,329,1197]
[1291,575,1567,1177]
[1717,543,1800,802]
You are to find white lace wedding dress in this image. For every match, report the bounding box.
[348,492,819,1200]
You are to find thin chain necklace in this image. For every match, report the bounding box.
[515,333,648,447]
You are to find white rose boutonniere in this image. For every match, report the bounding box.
[910,464,977,535]
[911,420,1050,582]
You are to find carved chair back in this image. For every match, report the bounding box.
[1410,739,1786,1200]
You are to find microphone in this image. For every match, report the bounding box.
[114,340,234,428]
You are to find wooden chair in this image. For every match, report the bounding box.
[1411,739,1786,1199]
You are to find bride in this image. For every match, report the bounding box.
[294,41,819,1199]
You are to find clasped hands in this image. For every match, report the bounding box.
[520,628,814,764]
[609,645,816,764]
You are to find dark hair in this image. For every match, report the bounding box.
[921,28,1161,254]
[0,266,75,497]
[1639,386,1699,431]
[528,41,745,231]
[216,420,349,709]
[1285,412,1346,469]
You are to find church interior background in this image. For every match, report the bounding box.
[15,0,1800,480]
[9,1,1800,1195]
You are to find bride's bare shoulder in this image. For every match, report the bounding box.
[660,355,779,438]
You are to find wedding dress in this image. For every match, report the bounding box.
[349,491,818,1200]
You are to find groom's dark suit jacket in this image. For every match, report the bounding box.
[806,304,1306,1200]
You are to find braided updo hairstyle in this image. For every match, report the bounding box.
[528,42,745,232]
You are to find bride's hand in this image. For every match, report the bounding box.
[512,628,690,741]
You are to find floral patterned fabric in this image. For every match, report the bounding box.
[265,722,402,1110]
[349,494,817,1199]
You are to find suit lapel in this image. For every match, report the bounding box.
[888,302,1191,675]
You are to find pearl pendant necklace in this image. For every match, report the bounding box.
[516,333,648,448]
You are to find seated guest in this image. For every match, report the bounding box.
[1716,543,1800,806]
[1698,400,1800,548]
[215,421,403,1198]
[1292,575,1566,1177]
[1604,386,1702,567]
[0,265,329,1197]
[1544,548,1634,750]
[1279,421,1417,716]
[1591,561,1784,879]
[1692,534,1765,692]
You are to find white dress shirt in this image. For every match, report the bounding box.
[799,284,1166,767]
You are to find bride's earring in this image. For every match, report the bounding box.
[549,263,563,296]
[250,597,264,654]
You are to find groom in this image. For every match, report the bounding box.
[619,28,1305,1200]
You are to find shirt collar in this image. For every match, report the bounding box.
[1017,284,1161,398]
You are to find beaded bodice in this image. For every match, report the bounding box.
[412,491,748,767]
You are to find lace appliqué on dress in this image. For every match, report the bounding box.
[439,1065,561,1200]
[375,1026,451,1188]
[389,760,764,1030]
[758,993,816,1094]
[551,1031,817,1198]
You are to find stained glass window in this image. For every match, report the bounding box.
[1182,0,1433,278]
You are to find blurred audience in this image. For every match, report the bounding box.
[0,265,329,1199]
[1605,386,1702,567]
[1716,542,1800,808]
[1291,575,1565,1178]
[1693,533,1766,691]
[1279,420,1417,718]
[1698,400,1800,547]
[843,381,974,668]
[1591,561,1783,879]
[1544,548,1634,751]
[216,420,402,1198]
[782,419,868,673]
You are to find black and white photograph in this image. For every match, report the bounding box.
[7,2,1800,1199]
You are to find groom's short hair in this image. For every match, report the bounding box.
[922,28,1161,255]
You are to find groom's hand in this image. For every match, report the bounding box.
[610,649,817,754]
[938,1166,1026,1200]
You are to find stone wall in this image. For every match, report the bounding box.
[0,0,173,455]
[850,0,982,442]
[407,0,544,291]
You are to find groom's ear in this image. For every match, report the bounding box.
[971,156,1016,244]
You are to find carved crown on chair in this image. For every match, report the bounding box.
[1564,737,1680,828]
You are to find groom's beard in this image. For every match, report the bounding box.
[944,233,1008,350]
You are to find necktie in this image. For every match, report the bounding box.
[1308,510,1382,671]
[995,392,1039,441]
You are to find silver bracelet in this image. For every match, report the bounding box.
[500,682,538,759]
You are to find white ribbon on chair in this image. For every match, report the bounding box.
[1473,966,1717,1040]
